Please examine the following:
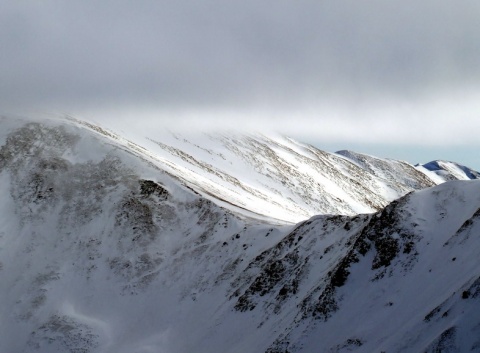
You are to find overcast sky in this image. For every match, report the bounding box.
[1,1,480,168]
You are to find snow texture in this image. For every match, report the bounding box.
[1,116,480,353]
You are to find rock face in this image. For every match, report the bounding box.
[1,116,480,353]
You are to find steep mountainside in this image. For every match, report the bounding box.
[238,180,480,352]
[1,116,480,353]
[65,116,448,223]
[0,117,285,353]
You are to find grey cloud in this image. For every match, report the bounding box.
[1,0,480,112]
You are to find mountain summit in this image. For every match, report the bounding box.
[1,116,479,353]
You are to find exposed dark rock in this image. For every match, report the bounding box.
[139,179,169,200]
[424,326,457,353]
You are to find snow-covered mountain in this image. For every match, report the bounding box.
[417,159,480,183]
[238,180,480,352]
[1,116,479,353]
[60,116,463,224]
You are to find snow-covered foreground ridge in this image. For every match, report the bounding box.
[1,116,480,353]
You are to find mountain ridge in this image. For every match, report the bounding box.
[62,116,478,223]
[1,115,480,353]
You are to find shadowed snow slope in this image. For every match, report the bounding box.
[1,116,480,353]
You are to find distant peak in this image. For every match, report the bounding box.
[419,160,480,181]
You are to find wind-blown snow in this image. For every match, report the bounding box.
[1,116,480,353]
[64,116,448,223]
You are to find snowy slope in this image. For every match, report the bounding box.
[234,180,480,352]
[418,160,480,182]
[336,149,480,185]
[0,117,289,352]
[2,116,480,353]
[64,116,442,224]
